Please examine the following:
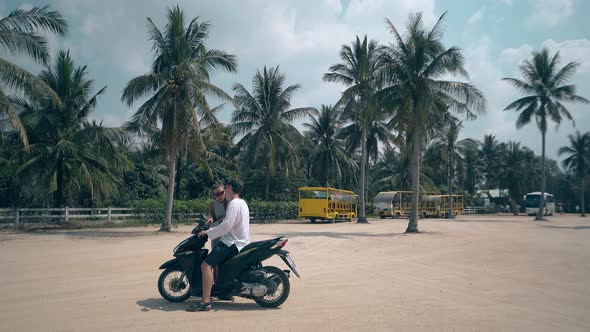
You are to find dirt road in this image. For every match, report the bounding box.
[1,215,589,331]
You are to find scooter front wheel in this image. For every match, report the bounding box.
[158,268,191,302]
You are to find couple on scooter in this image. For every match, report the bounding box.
[187,179,250,312]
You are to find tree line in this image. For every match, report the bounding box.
[1,6,588,231]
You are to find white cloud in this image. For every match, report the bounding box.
[17,3,33,10]
[462,37,516,140]
[325,0,342,14]
[500,39,590,74]
[542,39,590,73]
[467,7,485,25]
[499,43,534,75]
[345,0,437,25]
[81,16,98,35]
[526,0,573,28]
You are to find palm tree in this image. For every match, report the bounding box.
[16,50,129,207]
[480,134,502,189]
[323,35,388,223]
[0,5,67,147]
[380,12,486,232]
[497,141,537,208]
[430,117,477,218]
[303,105,357,187]
[337,108,395,201]
[558,131,590,217]
[373,146,435,192]
[503,48,589,220]
[232,66,314,201]
[121,6,237,231]
[460,142,483,195]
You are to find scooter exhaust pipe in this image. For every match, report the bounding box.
[240,283,268,297]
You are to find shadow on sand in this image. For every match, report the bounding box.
[136,298,275,312]
[542,225,590,230]
[257,230,439,239]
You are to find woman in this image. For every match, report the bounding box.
[207,182,227,250]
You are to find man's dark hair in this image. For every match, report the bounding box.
[226,179,243,194]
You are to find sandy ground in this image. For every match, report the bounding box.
[1,214,589,332]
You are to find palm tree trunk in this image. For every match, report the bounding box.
[265,168,271,201]
[162,155,177,231]
[581,176,586,217]
[448,152,454,219]
[174,154,182,200]
[407,127,421,233]
[56,158,64,208]
[357,125,368,223]
[535,130,546,220]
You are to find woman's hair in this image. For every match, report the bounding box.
[211,182,224,192]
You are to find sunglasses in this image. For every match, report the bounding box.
[213,191,225,197]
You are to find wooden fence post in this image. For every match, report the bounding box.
[108,207,112,222]
[14,208,20,229]
[64,207,69,223]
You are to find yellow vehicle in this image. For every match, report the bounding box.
[440,194,464,216]
[374,191,464,218]
[374,191,412,218]
[420,192,442,217]
[298,187,357,223]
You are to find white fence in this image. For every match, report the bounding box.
[0,207,136,228]
[464,206,486,214]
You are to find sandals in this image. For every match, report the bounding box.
[186,302,212,312]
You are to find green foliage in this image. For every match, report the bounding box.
[109,163,166,206]
[241,168,307,202]
[129,198,209,223]
[129,198,298,223]
[248,200,299,221]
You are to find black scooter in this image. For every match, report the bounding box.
[157,218,300,308]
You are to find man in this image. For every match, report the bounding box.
[187,179,250,312]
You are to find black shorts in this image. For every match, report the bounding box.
[205,242,238,267]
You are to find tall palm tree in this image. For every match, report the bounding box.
[338,108,395,201]
[323,35,387,223]
[303,105,357,187]
[232,66,314,201]
[380,12,486,232]
[121,6,237,231]
[503,48,589,220]
[558,131,590,217]
[0,5,67,147]
[16,50,129,207]
[373,146,435,192]
[430,118,477,218]
[460,143,483,195]
[480,134,502,189]
[497,141,537,208]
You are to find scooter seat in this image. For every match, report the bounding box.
[241,237,283,252]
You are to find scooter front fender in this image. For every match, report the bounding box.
[159,258,179,270]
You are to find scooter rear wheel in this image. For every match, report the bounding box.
[158,268,191,302]
[254,266,290,308]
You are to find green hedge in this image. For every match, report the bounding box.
[129,199,299,223]
[248,200,298,222]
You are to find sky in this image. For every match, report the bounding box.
[2,0,589,161]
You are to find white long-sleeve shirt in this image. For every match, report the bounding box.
[206,198,250,251]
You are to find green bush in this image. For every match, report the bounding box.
[129,198,210,223]
[247,200,298,222]
[129,199,299,223]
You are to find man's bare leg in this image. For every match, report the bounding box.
[201,261,214,304]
